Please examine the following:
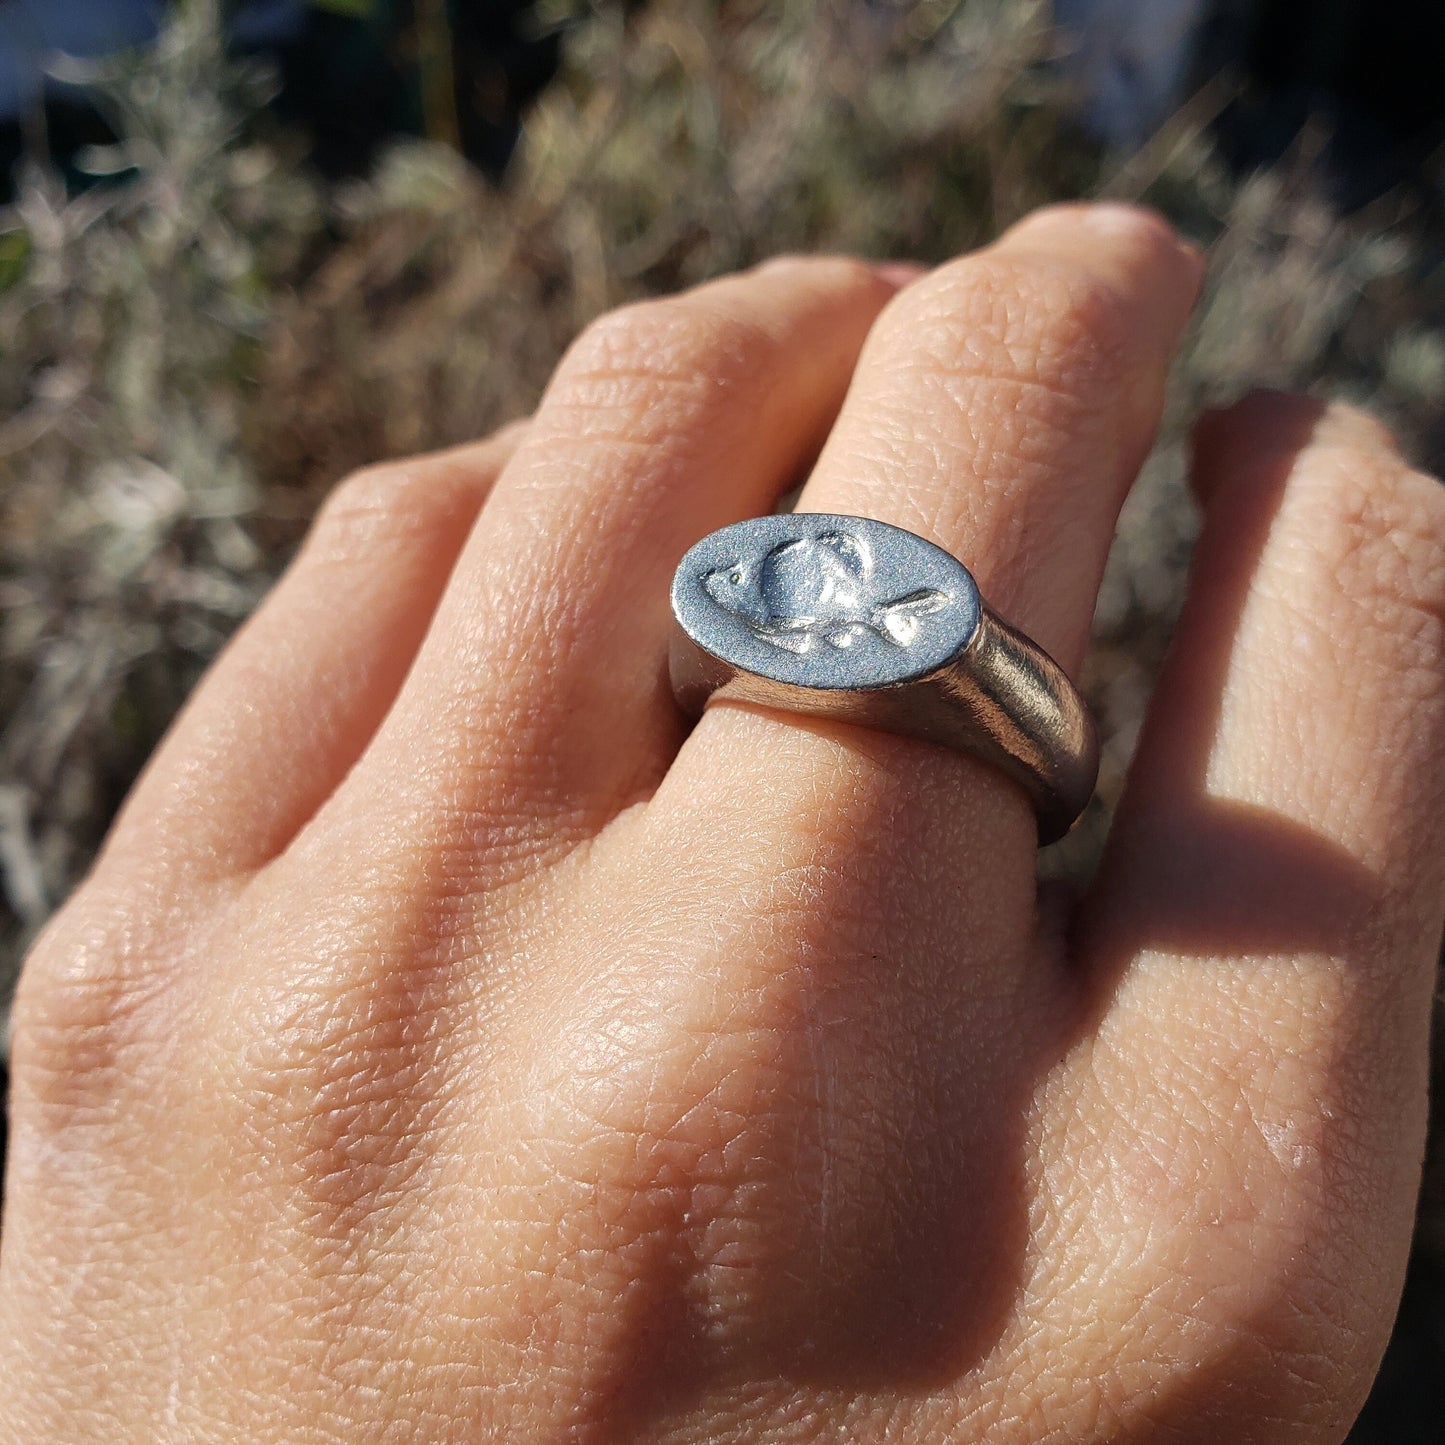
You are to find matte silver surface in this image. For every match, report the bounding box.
[670,513,1098,843]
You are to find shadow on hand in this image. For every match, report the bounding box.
[621,396,1434,1437]
[1068,394,1435,1440]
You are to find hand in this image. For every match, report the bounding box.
[2,203,1442,1443]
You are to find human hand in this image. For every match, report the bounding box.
[2,203,1443,1442]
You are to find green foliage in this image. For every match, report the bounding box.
[0,229,31,292]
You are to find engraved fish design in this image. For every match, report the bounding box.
[702,530,947,654]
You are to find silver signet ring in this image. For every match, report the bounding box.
[669,514,1099,844]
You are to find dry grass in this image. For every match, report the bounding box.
[1,0,1442,1426]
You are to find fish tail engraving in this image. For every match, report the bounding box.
[873,589,948,646]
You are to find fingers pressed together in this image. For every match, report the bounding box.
[2,204,1442,1444]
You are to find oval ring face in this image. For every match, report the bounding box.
[671,514,981,691]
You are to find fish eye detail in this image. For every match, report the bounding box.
[701,528,950,655]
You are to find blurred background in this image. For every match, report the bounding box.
[0,0,1441,1434]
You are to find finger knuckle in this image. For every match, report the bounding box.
[529,1014,807,1334]
[1282,449,1445,698]
[308,462,444,560]
[884,251,1136,411]
[9,896,174,1125]
[226,936,454,1240]
[785,252,885,298]
[555,297,773,431]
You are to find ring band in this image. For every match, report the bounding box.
[669,513,1098,843]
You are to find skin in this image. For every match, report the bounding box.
[1,201,1443,1442]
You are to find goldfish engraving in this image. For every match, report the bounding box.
[702,530,948,654]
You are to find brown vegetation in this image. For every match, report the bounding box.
[1,2,1441,1428]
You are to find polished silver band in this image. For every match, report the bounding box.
[669,514,1098,844]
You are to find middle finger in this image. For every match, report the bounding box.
[302,258,902,890]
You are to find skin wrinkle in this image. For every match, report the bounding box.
[5,221,1444,1443]
[301,461,482,558]
[10,876,234,1149]
[890,249,1156,407]
[799,962,837,1273]
[885,252,1132,381]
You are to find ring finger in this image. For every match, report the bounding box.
[661,203,1203,870]
[509,202,1207,1380]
